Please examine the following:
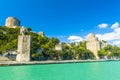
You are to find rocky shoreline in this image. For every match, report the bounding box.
[0,59,119,66]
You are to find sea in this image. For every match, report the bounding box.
[0,61,120,80]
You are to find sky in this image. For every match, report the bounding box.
[1,0,120,45]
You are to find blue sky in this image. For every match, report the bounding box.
[1,0,120,45]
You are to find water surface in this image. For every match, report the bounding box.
[0,61,120,80]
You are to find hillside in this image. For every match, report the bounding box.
[1,26,120,60]
[0,26,20,54]
[0,26,61,60]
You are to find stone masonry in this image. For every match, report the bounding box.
[86,33,107,59]
[5,17,20,28]
[38,32,44,37]
[16,27,31,62]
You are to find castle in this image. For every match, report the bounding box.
[4,17,108,60]
[86,33,107,59]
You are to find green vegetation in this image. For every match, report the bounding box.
[3,26,120,61]
[0,26,20,53]
[98,45,120,59]
[0,26,95,60]
[61,42,94,60]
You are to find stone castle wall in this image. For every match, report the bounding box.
[86,33,104,59]
[86,41,100,59]
[16,35,31,61]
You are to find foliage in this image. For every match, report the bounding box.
[62,42,95,60]
[98,45,120,59]
[3,26,120,61]
[0,26,20,53]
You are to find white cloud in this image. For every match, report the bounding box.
[111,22,119,29]
[114,27,120,33]
[95,22,120,46]
[68,36,83,42]
[95,34,102,39]
[96,32,118,41]
[64,22,120,46]
[98,23,108,29]
[113,40,120,45]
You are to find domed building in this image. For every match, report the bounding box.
[5,17,20,28]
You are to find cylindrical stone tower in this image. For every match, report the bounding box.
[5,17,20,28]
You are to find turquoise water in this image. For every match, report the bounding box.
[0,61,120,80]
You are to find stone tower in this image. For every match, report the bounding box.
[5,17,20,28]
[38,32,44,37]
[16,27,31,62]
[86,33,100,59]
[55,43,62,51]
